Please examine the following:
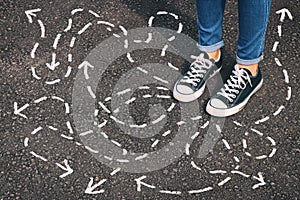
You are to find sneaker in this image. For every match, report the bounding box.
[173,50,222,102]
[206,64,263,117]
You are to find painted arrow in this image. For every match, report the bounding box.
[135,176,156,192]
[78,61,94,80]
[55,159,73,178]
[252,172,266,189]
[276,8,293,22]
[46,53,60,70]
[25,8,41,23]
[14,102,29,119]
[85,177,107,194]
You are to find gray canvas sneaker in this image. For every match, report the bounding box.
[173,51,222,102]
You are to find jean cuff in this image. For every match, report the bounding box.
[236,54,264,65]
[198,40,224,53]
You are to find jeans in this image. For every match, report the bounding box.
[196,0,272,65]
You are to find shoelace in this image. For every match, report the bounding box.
[180,53,214,87]
[218,65,252,102]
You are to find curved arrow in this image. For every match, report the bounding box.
[25,9,46,38]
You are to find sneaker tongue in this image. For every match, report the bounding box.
[237,66,253,77]
[202,51,210,59]
[200,51,215,63]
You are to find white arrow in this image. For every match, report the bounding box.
[46,53,60,70]
[276,8,293,22]
[85,177,107,194]
[55,159,73,178]
[78,61,94,79]
[25,8,41,23]
[135,176,156,192]
[14,102,29,119]
[252,172,266,189]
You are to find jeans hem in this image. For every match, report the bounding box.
[236,54,264,65]
[198,40,224,52]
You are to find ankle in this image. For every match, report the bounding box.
[207,49,221,61]
[237,63,258,76]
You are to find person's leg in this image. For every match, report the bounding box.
[206,0,272,117]
[237,0,272,75]
[196,0,226,60]
[173,0,226,102]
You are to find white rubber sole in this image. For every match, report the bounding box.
[173,67,222,102]
[206,78,263,117]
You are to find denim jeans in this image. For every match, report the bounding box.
[196,0,272,65]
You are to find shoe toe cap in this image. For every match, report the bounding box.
[209,98,228,109]
[176,84,194,95]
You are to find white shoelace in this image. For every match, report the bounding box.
[218,65,252,102]
[180,53,213,86]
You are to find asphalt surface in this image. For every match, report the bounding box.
[1,0,299,199]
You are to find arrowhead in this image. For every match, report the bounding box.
[252,172,266,189]
[276,8,293,22]
[78,61,94,79]
[46,62,60,70]
[14,102,29,119]
[78,61,94,69]
[55,159,73,178]
[25,8,41,23]
[135,176,156,192]
[46,53,60,70]
[85,177,106,194]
